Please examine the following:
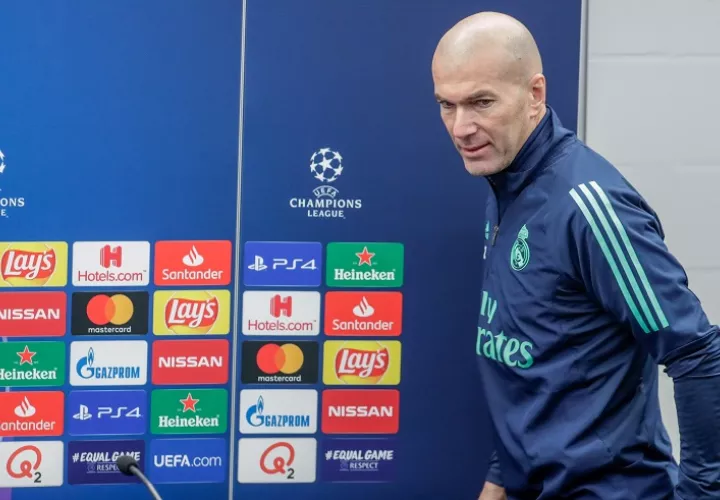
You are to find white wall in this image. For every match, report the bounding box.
[585,0,720,461]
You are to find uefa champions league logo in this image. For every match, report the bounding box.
[0,147,28,219]
[289,146,363,219]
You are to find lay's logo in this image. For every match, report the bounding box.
[322,341,401,386]
[0,242,68,287]
[153,290,230,335]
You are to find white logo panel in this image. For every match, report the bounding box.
[0,441,64,487]
[239,389,317,434]
[72,241,150,286]
[69,341,148,386]
[237,438,316,483]
[241,291,320,336]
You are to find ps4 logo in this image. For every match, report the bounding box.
[73,404,142,421]
[247,255,317,272]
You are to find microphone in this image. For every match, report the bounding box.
[116,455,163,500]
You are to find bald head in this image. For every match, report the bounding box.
[431,12,547,177]
[433,12,542,85]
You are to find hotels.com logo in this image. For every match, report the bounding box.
[270,295,292,318]
[242,291,320,336]
[72,241,150,287]
[0,242,68,287]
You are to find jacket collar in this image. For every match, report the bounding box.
[487,105,573,198]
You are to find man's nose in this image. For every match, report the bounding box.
[452,107,478,139]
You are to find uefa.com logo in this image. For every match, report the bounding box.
[0,148,28,219]
[288,147,362,219]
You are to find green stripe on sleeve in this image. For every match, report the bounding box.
[569,188,650,334]
[589,181,669,329]
[578,183,659,332]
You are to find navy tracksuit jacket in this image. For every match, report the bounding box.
[478,106,720,499]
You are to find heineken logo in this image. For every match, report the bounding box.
[0,341,65,387]
[151,388,227,435]
[326,243,404,287]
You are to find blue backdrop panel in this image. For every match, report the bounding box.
[236,1,581,500]
[0,1,241,499]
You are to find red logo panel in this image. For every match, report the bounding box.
[154,241,232,286]
[324,292,402,336]
[152,339,229,385]
[0,292,66,336]
[0,391,64,437]
[321,389,399,434]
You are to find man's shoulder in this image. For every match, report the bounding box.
[545,142,650,227]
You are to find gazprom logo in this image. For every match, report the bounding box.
[245,396,265,427]
[75,347,141,381]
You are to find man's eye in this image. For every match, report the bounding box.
[475,99,493,107]
[439,101,454,109]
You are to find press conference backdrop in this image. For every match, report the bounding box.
[0,1,582,499]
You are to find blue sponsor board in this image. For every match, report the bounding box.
[67,390,147,436]
[148,438,227,484]
[243,241,322,287]
[67,440,145,485]
[321,439,397,482]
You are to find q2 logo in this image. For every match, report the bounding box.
[260,441,295,479]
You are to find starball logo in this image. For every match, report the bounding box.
[289,147,363,219]
[0,149,28,220]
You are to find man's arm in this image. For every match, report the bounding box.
[479,451,506,499]
[567,179,720,498]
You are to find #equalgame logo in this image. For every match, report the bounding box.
[154,240,232,286]
[239,389,318,434]
[240,341,319,384]
[324,291,403,336]
[148,438,227,484]
[323,341,402,385]
[243,241,322,287]
[0,391,64,437]
[152,340,229,385]
[237,438,317,483]
[288,147,363,220]
[241,291,320,336]
[67,440,145,485]
[0,341,65,387]
[72,241,150,286]
[0,291,66,336]
[71,291,149,335]
[153,290,231,335]
[321,438,398,482]
[325,242,404,287]
[151,389,228,435]
[0,441,64,487]
[67,390,147,436]
[0,242,68,287]
[321,389,400,434]
[70,341,148,386]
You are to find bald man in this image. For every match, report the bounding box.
[432,12,720,500]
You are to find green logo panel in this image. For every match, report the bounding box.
[0,341,65,387]
[151,388,228,435]
[326,242,404,287]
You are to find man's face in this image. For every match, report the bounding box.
[433,49,535,177]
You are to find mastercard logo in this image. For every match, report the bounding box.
[256,343,304,375]
[86,294,135,326]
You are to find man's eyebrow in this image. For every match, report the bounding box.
[435,90,496,103]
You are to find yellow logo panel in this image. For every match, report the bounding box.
[323,340,401,385]
[153,290,231,335]
[0,242,68,287]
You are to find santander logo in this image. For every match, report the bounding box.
[182,246,204,267]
